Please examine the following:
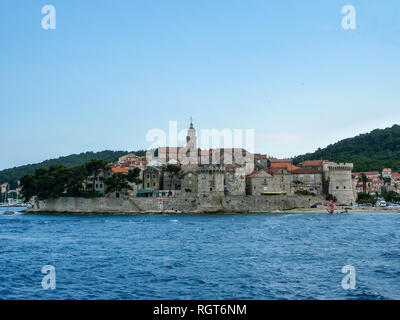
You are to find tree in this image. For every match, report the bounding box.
[357,193,376,205]
[104,173,132,198]
[65,165,87,197]
[127,167,142,186]
[383,190,400,203]
[20,165,70,201]
[358,173,368,194]
[164,164,182,194]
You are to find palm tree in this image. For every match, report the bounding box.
[358,173,368,194]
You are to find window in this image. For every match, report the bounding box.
[210,188,213,191]
[147,174,150,179]
[188,173,192,177]
[264,178,267,184]
[153,182,156,187]
[310,174,315,181]
[147,183,150,188]
[189,180,192,185]
[100,184,103,188]
[153,174,156,179]
[336,186,339,189]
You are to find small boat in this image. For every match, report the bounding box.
[3,211,15,215]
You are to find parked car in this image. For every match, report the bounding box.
[376,201,387,207]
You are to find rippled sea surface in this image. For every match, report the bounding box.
[1,207,399,300]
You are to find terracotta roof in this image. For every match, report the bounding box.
[111,168,130,174]
[270,163,300,172]
[363,171,380,176]
[299,160,324,167]
[291,168,320,174]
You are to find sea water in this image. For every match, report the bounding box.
[0,207,399,299]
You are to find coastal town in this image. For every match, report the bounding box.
[3,121,399,211]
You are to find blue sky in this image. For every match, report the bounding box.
[0,0,399,169]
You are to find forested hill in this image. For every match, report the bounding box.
[293,124,400,172]
[0,150,146,189]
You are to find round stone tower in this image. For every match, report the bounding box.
[328,163,355,205]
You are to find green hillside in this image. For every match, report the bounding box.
[0,150,146,189]
[293,124,400,172]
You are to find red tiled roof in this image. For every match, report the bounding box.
[299,160,325,167]
[363,171,380,176]
[111,168,130,174]
[270,163,300,172]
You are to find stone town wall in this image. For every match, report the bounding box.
[28,194,321,214]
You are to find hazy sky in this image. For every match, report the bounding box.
[1,0,399,169]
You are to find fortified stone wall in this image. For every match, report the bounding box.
[29,194,321,214]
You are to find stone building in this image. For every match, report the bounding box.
[197,165,225,196]
[290,168,323,196]
[143,167,162,191]
[224,165,246,195]
[246,167,291,195]
[246,170,274,195]
[85,169,112,195]
[327,163,356,204]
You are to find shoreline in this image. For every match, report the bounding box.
[22,207,400,215]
